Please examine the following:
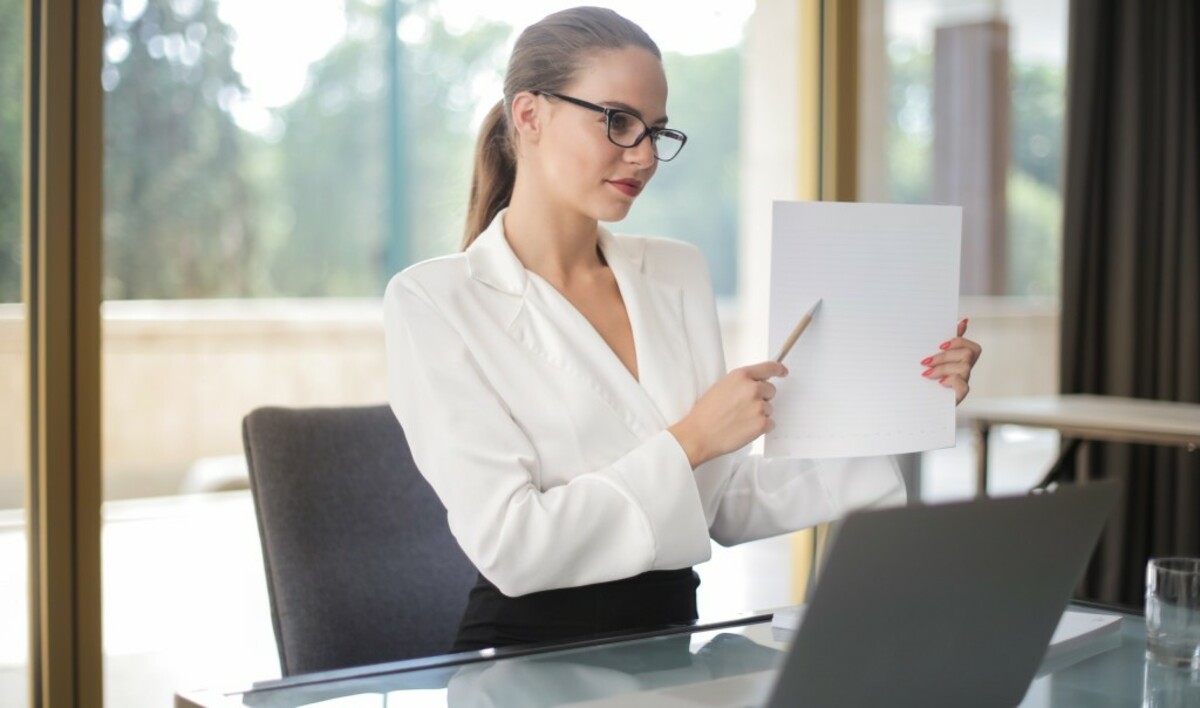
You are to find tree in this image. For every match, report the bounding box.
[887,41,933,204]
[102,0,259,299]
[1008,171,1061,296]
[1011,62,1064,191]
[0,0,23,303]
[886,40,1066,296]
[249,0,391,297]
[262,0,510,296]
[622,48,741,297]
[97,0,746,301]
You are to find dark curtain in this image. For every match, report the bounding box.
[1062,0,1200,606]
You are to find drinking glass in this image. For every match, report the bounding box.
[1146,557,1200,669]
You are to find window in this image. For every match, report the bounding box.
[857,0,1069,498]
[0,0,28,703]
[861,0,1067,298]
[100,1,750,702]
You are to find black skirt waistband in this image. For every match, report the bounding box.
[453,568,700,652]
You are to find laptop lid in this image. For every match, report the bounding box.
[766,481,1119,708]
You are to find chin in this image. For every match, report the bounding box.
[591,200,635,224]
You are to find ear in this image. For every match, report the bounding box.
[510,91,543,145]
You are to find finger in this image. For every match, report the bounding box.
[924,361,972,381]
[936,337,983,363]
[939,375,970,404]
[945,335,983,359]
[963,337,982,362]
[758,381,777,401]
[762,401,774,417]
[957,318,969,338]
[921,347,974,367]
[744,360,788,381]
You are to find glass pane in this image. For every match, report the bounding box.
[858,0,1069,499]
[0,0,28,703]
[102,1,751,703]
[861,0,1068,297]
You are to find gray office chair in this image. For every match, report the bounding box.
[243,404,478,676]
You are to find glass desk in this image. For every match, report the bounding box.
[176,603,1200,707]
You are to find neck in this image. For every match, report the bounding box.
[504,171,604,287]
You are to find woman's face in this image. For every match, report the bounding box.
[530,47,669,223]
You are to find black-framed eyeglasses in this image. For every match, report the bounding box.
[534,91,688,162]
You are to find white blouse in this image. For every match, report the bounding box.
[384,211,905,597]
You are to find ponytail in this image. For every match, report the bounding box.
[462,101,516,249]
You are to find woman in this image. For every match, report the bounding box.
[384,6,981,652]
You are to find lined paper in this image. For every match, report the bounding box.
[764,201,962,459]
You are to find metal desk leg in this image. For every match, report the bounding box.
[895,452,922,504]
[1077,440,1092,483]
[973,422,990,497]
[1033,438,1083,490]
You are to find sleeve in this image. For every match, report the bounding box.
[661,241,907,546]
[696,452,907,547]
[383,275,712,597]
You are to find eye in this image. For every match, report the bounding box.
[608,112,631,132]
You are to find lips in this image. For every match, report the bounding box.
[608,179,643,197]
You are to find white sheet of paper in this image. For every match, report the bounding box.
[765,201,962,459]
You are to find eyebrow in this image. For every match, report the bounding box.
[601,100,669,126]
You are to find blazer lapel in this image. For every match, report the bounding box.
[599,228,698,428]
[466,213,695,439]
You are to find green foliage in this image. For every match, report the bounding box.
[0,1,743,301]
[622,49,740,296]
[252,0,390,297]
[886,39,1065,296]
[1007,170,1061,296]
[888,132,932,205]
[259,1,510,296]
[402,13,511,265]
[3,5,1062,304]
[0,0,22,303]
[1011,62,1064,190]
[886,41,932,204]
[101,0,517,299]
[102,0,260,299]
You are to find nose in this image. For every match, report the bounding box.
[625,134,656,168]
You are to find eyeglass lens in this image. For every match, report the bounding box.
[606,111,684,161]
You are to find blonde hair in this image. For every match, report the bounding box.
[461,7,660,249]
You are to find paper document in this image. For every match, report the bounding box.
[771,605,805,632]
[765,201,962,459]
[1045,610,1123,658]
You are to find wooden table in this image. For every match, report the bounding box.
[961,394,1200,495]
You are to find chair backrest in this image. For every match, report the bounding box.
[243,404,478,676]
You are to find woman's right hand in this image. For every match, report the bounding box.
[668,361,788,468]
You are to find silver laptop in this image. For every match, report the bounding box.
[763,481,1119,708]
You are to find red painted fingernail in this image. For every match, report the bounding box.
[922,368,934,377]
[939,341,951,350]
[920,356,933,366]
[939,376,948,383]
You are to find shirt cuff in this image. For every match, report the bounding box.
[610,429,713,569]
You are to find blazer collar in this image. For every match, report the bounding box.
[465,210,529,296]
[465,209,647,295]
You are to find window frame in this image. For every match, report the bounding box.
[26,0,104,704]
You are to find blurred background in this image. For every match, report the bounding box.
[0,0,1068,705]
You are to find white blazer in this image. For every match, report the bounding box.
[384,211,905,597]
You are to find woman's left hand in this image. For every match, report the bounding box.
[920,318,982,405]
